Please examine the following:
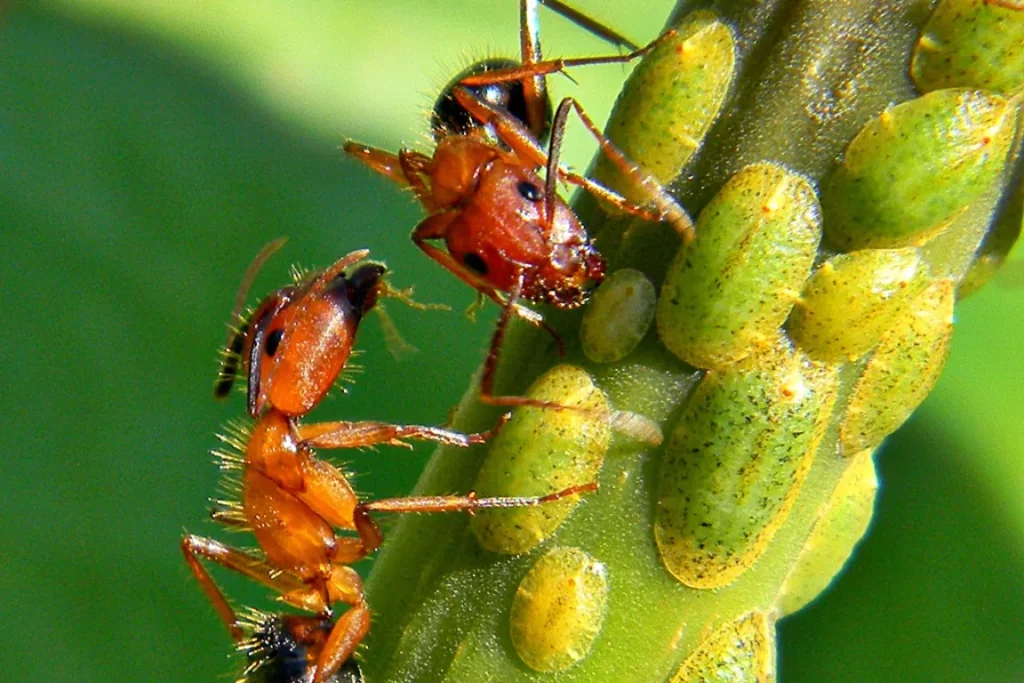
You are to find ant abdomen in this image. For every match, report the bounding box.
[431,59,551,143]
[241,612,364,683]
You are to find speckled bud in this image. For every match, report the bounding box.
[658,163,821,369]
[822,89,1017,251]
[787,248,931,363]
[509,547,609,672]
[471,365,610,554]
[592,10,736,203]
[776,450,878,616]
[840,280,955,454]
[655,343,837,588]
[912,0,1024,95]
[668,611,775,683]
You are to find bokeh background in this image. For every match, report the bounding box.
[1,1,1021,681]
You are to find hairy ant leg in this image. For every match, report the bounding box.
[452,86,694,241]
[475,273,576,411]
[359,481,598,515]
[408,214,557,343]
[529,0,640,53]
[295,412,510,450]
[548,95,695,242]
[516,0,639,138]
[458,31,656,90]
[182,535,370,683]
[181,535,363,631]
[475,276,663,447]
[340,144,440,212]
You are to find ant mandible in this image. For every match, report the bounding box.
[183,241,596,683]
[344,0,693,411]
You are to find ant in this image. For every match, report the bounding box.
[234,609,364,683]
[344,0,693,412]
[183,242,596,683]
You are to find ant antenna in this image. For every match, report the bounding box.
[373,304,418,359]
[373,280,450,358]
[377,279,450,312]
[227,237,288,329]
[215,237,288,399]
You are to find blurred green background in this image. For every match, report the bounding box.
[1,1,1021,681]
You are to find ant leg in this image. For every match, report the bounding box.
[312,603,371,683]
[519,0,546,136]
[479,277,527,406]
[412,217,560,346]
[182,535,314,638]
[450,85,670,226]
[451,87,694,242]
[183,532,370,614]
[452,87,551,169]
[458,49,648,88]
[477,276,581,411]
[503,0,644,135]
[359,481,598,515]
[398,150,441,212]
[342,141,409,186]
[181,536,246,641]
[351,507,384,556]
[183,533,371,683]
[412,214,509,309]
[458,28,670,89]
[536,0,639,50]
[549,96,695,242]
[295,414,509,451]
[283,562,368,683]
[343,142,437,210]
[476,279,665,445]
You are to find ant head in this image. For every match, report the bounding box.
[247,254,387,418]
[440,160,605,310]
[240,612,364,683]
[431,59,551,143]
[538,237,606,309]
[343,262,387,316]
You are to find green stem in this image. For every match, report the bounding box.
[361,1,1023,681]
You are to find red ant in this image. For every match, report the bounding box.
[183,242,595,683]
[344,0,692,411]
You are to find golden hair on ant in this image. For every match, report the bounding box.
[185,241,597,683]
[344,0,692,415]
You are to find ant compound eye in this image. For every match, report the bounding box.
[265,328,284,358]
[463,252,489,276]
[517,181,543,202]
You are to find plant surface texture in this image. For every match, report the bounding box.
[362,1,1023,681]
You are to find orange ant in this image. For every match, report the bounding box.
[183,242,596,683]
[344,0,692,411]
